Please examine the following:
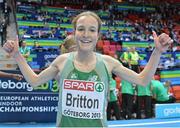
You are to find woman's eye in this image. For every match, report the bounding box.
[90,29,96,32]
[77,28,84,31]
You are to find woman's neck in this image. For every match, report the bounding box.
[73,51,97,72]
[75,51,96,64]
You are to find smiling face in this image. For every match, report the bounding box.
[73,14,100,52]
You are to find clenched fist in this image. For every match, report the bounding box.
[153,31,173,53]
[3,36,19,57]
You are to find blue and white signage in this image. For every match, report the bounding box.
[155,103,180,119]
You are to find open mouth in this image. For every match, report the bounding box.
[81,40,91,43]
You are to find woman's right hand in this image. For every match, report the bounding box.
[3,37,19,57]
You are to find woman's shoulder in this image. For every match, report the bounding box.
[59,52,71,58]
[101,54,118,70]
[101,54,116,62]
[101,54,122,70]
[52,53,71,65]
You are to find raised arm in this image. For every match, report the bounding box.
[106,31,173,86]
[14,53,58,86]
[3,38,59,87]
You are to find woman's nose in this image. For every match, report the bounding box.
[83,30,89,37]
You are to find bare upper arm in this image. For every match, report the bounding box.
[50,53,70,79]
[102,55,142,85]
[102,55,123,74]
[31,53,69,86]
[51,53,69,71]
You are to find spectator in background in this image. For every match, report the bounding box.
[60,34,77,54]
[164,57,175,69]
[120,47,131,68]
[121,79,135,119]
[163,80,176,102]
[151,80,176,104]
[19,40,30,59]
[136,82,152,119]
[107,74,121,120]
[129,47,140,73]
[32,41,43,52]
[145,43,154,53]
[0,71,23,80]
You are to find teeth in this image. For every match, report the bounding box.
[82,41,90,43]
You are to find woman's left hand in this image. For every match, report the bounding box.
[152,31,173,53]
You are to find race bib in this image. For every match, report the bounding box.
[62,79,105,119]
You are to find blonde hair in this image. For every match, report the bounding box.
[72,11,102,32]
[61,35,76,54]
